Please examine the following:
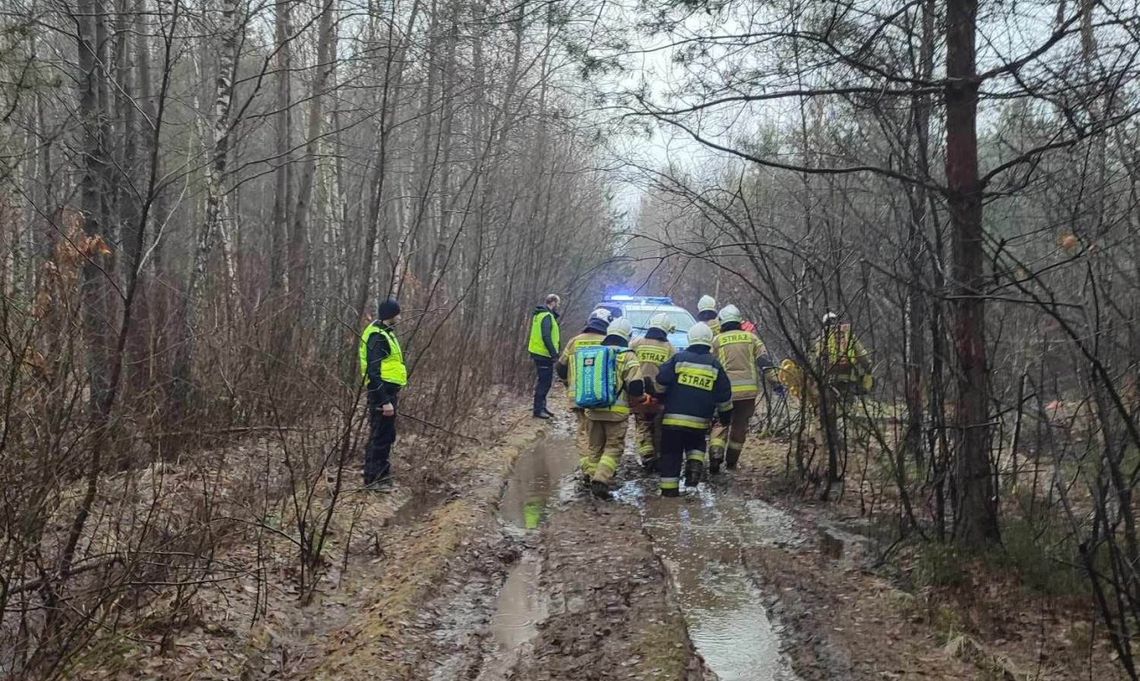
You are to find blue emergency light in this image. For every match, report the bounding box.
[603,294,675,305]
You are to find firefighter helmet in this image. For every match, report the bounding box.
[688,322,714,347]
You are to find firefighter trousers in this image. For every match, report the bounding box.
[585,418,627,485]
[574,408,592,476]
[658,426,707,494]
[635,411,664,465]
[709,398,756,468]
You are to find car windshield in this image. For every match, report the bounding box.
[623,307,696,331]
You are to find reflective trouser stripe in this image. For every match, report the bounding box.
[727,440,744,451]
[709,437,726,448]
[686,449,706,463]
[660,477,680,490]
[662,413,709,429]
[595,454,619,482]
[580,456,595,476]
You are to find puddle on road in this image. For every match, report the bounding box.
[499,436,578,529]
[489,553,546,651]
[620,480,801,681]
[479,436,577,679]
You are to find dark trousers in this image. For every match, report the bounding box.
[365,391,399,484]
[532,356,554,415]
[657,426,707,491]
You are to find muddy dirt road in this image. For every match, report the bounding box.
[296,410,820,681]
[123,399,1120,681]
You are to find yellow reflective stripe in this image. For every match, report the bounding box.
[663,414,710,429]
[594,405,630,415]
[597,454,619,473]
[635,346,672,365]
[717,332,753,345]
[675,362,717,377]
[686,450,706,463]
[709,438,726,448]
[660,478,680,490]
[727,441,744,451]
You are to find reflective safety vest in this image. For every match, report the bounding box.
[528,310,560,358]
[359,323,408,387]
[712,330,767,400]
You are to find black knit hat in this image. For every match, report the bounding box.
[377,298,401,321]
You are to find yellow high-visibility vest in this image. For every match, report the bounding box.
[528,310,560,358]
[359,323,408,387]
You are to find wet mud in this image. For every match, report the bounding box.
[302,416,809,681]
[619,480,801,681]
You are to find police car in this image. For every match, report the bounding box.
[595,295,696,349]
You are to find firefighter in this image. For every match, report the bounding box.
[359,298,407,492]
[812,312,872,464]
[697,295,720,335]
[556,308,613,472]
[629,313,676,470]
[707,304,775,473]
[583,318,644,499]
[528,294,562,419]
[654,322,733,495]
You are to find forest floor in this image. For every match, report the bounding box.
[78,388,1124,681]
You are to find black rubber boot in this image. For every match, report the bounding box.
[708,456,722,475]
[590,480,613,500]
[661,487,680,498]
[726,449,740,470]
[683,460,704,487]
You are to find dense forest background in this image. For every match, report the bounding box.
[2,0,1140,675]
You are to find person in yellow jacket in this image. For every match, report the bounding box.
[556,308,613,464]
[583,318,644,499]
[629,313,676,470]
[528,294,562,419]
[697,294,721,335]
[707,304,775,473]
[811,311,872,458]
[359,298,407,492]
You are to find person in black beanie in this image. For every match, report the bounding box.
[358,298,406,491]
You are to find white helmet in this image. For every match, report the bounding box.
[648,313,675,333]
[718,304,742,324]
[698,295,717,313]
[687,322,714,347]
[607,317,633,341]
[822,311,839,326]
[590,308,614,323]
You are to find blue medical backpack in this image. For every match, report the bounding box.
[574,346,623,409]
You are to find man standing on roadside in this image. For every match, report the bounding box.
[528,294,562,419]
[360,298,406,492]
